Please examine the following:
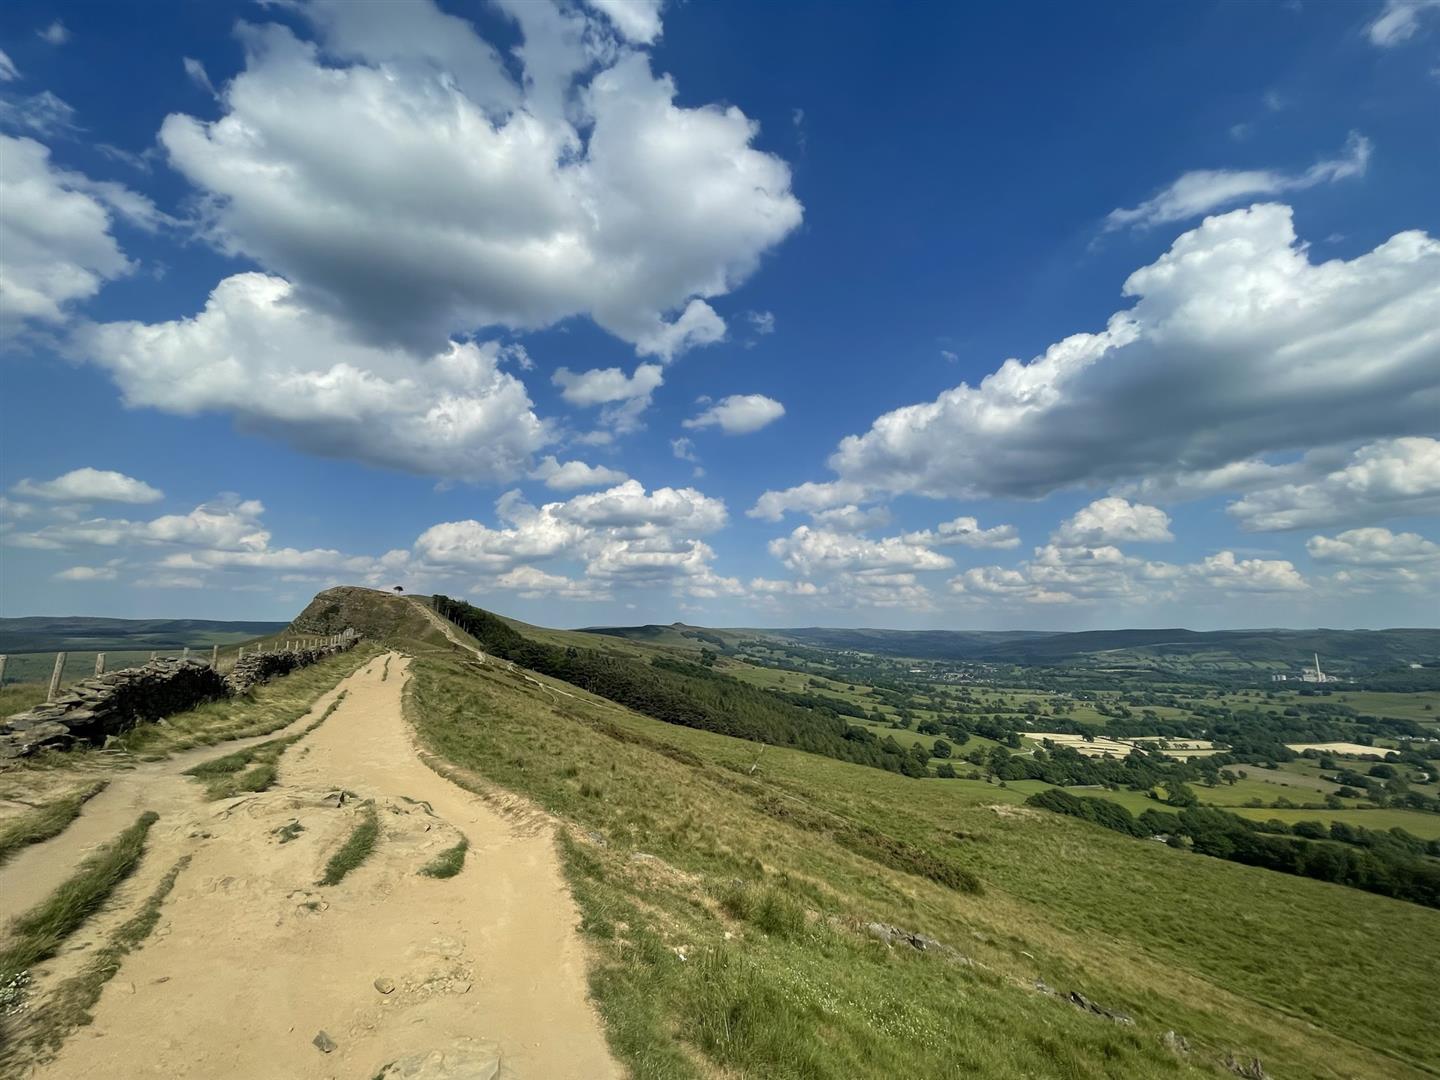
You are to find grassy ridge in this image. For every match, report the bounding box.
[407,645,1439,1079]
[432,596,933,776]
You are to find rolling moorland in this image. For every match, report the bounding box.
[0,586,1437,1079]
[0,617,289,689]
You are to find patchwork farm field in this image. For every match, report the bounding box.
[1286,741,1392,757]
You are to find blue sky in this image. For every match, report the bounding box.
[1,0,1437,629]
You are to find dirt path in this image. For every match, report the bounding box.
[17,653,620,1080]
[412,599,587,706]
[0,674,359,920]
[409,597,489,663]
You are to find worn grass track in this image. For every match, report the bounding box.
[9,856,192,1064]
[317,803,379,886]
[183,691,347,799]
[419,836,468,879]
[0,812,159,985]
[0,782,108,867]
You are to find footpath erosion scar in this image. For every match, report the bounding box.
[0,653,619,1080]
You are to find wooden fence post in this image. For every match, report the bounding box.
[0,655,7,685]
[95,653,106,676]
[182,646,190,661]
[211,644,219,668]
[48,653,67,702]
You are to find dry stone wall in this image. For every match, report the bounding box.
[224,641,351,696]
[0,632,359,759]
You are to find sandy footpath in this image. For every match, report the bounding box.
[15,653,620,1080]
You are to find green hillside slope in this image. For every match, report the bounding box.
[306,588,1438,1080]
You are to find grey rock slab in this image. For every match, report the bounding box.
[375,1040,503,1079]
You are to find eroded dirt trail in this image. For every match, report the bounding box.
[23,653,620,1080]
[0,675,355,921]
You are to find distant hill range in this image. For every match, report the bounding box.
[0,616,288,654]
[759,626,1440,671]
[582,622,1440,674]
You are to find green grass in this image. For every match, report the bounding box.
[317,804,379,886]
[182,691,346,799]
[1331,690,1440,723]
[418,836,468,879]
[106,644,374,760]
[0,683,48,717]
[406,645,1440,1080]
[0,812,159,985]
[0,651,220,689]
[7,855,191,1063]
[1225,804,1440,839]
[0,781,108,867]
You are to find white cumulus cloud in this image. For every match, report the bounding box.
[77,273,551,482]
[769,526,955,576]
[414,480,732,600]
[157,3,800,357]
[683,394,786,435]
[12,467,163,504]
[1226,437,1440,531]
[583,0,665,44]
[1306,527,1440,567]
[1054,497,1173,545]
[755,204,1440,514]
[0,135,139,335]
[531,456,630,490]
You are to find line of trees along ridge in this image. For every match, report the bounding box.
[430,596,934,777]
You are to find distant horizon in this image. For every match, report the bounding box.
[3,607,1435,638]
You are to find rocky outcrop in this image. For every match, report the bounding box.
[1,633,359,759]
[865,921,944,952]
[375,1040,506,1079]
